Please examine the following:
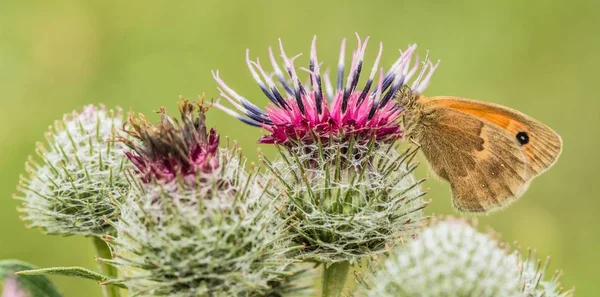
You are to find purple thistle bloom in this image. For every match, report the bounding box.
[121,99,220,184]
[213,34,439,146]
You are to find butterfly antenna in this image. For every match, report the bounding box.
[411,50,430,91]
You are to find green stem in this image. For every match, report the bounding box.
[322,261,350,297]
[92,237,121,297]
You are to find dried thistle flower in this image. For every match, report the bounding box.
[214,35,431,264]
[356,220,574,297]
[120,99,219,183]
[15,105,130,236]
[108,99,298,297]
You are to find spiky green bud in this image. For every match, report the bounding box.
[15,105,130,237]
[356,220,574,297]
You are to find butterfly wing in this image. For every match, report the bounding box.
[424,96,563,175]
[413,96,562,212]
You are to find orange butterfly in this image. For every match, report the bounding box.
[400,94,562,213]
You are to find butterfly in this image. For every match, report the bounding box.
[399,92,562,213]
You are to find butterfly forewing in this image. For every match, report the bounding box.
[424,96,563,176]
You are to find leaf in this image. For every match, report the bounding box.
[15,267,126,289]
[0,260,64,297]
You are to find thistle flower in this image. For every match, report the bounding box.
[15,105,129,236]
[214,35,431,264]
[213,34,438,147]
[108,99,298,297]
[356,220,574,297]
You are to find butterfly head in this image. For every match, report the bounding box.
[395,85,421,110]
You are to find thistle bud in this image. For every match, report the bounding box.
[356,220,574,297]
[15,105,129,236]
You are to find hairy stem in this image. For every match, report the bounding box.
[322,261,350,297]
[92,237,121,297]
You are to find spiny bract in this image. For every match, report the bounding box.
[262,140,428,264]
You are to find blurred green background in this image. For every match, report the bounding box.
[0,0,598,296]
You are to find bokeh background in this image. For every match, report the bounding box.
[1,1,598,296]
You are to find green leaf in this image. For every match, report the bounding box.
[0,260,64,297]
[15,267,126,289]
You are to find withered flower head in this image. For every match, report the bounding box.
[122,98,219,183]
